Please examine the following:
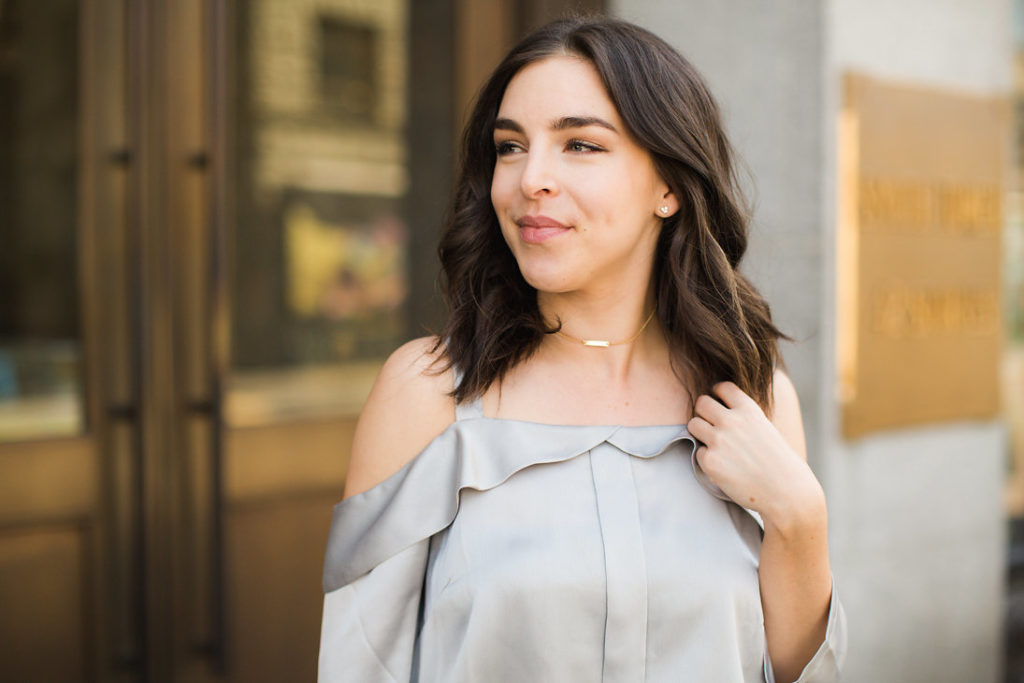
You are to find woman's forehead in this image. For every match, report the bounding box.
[496,56,620,126]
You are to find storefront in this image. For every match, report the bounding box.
[0,1,597,680]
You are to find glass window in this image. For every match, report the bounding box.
[228,0,410,425]
[0,0,85,441]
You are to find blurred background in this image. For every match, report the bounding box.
[0,0,1019,681]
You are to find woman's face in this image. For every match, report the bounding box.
[490,56,676,297]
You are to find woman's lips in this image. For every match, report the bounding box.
[516,215,571,244]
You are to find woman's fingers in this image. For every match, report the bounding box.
[711,381,750,409]
[693,393,729,425]
[686,415,714,444]
[694,444,709,469]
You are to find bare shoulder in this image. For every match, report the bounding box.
[342,336,455,499]
[771,368,807,460]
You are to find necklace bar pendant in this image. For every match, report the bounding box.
[582,339,611,347]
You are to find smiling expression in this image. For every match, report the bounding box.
[490,55,676,297]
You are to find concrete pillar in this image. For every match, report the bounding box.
[609,1,1011,679]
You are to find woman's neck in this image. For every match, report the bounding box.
[536,288,666,383]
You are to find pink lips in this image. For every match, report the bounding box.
[516,215,571,244]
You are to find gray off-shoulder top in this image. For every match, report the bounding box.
[318,394,846,682]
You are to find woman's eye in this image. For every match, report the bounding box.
[566,139,603,153]
[494,141,522,155]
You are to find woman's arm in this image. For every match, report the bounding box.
[342,336,455,500]
[687,370,832,683]
[756,372,832,682]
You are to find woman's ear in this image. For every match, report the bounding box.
[655,190,679,219]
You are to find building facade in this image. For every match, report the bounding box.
[0,0,1017,680]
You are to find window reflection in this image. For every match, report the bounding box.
[229,0,409,425]
[0,0,84,441]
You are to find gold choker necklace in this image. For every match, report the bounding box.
[554,309,656,348]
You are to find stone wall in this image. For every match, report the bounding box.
[610,0,1011,679]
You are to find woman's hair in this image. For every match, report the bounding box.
[434,15,786,411]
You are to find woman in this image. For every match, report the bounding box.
[320,16,845,683]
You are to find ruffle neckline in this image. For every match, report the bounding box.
[323,418,729,593]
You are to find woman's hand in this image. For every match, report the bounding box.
[689,377,834,681]
[686,381,825,537]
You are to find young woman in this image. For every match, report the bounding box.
[320,16,845,683]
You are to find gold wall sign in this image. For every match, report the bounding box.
[837,73,1007,439]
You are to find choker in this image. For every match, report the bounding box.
[554,309,656,348]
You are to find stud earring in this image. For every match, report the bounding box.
[659,206,669,215]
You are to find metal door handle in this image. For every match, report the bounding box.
[106,398,146,673]
[185,390,227,675]
[188,0,233,673]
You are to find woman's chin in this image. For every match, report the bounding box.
[519,273,576,295]
[512,268,569,294]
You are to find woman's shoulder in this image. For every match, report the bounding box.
[342,336,456,499]
[771,368,807,460]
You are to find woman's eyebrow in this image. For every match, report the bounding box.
[493,116,618,134]
[493,117,524,133]
[553,116,618,133]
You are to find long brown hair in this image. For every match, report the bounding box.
[434,16,785,410]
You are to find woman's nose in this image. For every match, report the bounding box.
[519,149,558,197]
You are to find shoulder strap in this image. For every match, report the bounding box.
[452,365,484,421]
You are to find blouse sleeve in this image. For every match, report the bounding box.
[315,432,444,683]
[764,581,848,683]
[318,539,429,683]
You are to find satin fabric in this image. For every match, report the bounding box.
[319,397,845,682]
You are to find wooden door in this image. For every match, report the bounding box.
[0,0,138,680]
[0,0,598,680]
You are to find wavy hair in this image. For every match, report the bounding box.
[434,16,786,411]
